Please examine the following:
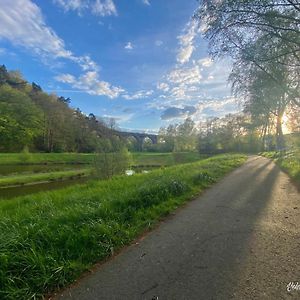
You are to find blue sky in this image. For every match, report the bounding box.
[0,0,238,132]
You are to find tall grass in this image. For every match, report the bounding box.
[0,154,246,299]
[260,150,300,184]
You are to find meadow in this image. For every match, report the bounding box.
[0,154,246,299]
[260,150,300,185]
[0,152,204,166]
[260,133,299,185]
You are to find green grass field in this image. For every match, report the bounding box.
[0,152,204,166]
[0,154,246,299]
[260,133,300,185]
[131,152,205,166]
[0,152,95,165]
[260,150,300,185]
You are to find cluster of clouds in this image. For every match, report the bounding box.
[56,71,155,100]
[159,97,238,121]
[0,0,155,101]
[0,0,237,127]
[53,0,117,16]
[154,18,236,121]
[177,20,199,64]
[0,0,72,60]
[161,105,197,120]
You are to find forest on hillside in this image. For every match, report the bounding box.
[0,65,125,153]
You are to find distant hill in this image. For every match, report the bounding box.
[0,65,124,153]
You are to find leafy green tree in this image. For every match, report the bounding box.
[0,85,42,151]
[195,0,300,150]
[0,65,9,85]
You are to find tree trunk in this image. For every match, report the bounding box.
[276,110,285,151]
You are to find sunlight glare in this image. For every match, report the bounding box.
[282,113,290,134]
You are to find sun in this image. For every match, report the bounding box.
[282,113,290,134]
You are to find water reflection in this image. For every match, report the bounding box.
[125,170,135,176]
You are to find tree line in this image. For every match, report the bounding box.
[141,1,300,154]
[0,65,125,153]
[194,0,300,151]
[156,111,299,155]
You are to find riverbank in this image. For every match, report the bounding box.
[0,168,92,188]
[0,152,204,166]
[0,154,246,299]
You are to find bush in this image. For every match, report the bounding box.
[94,148,132,179]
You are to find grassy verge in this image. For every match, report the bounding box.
[0,153,95,165]
[132,152,205,166]
[260,150,300,184]
[0,169,92,188]
[0,154,246,299]
[0,152,204,166]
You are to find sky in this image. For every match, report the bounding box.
[0,0,239,132]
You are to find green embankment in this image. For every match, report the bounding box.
[0,152,204,166]
[0,153,95,165]
[260,150,300,184]
[0,154,246,299]
[0,169,92,188]
[0,152,204,188]
[132,152,205,166]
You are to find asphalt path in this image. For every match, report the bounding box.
[57,156,300,300]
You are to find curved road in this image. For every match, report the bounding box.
[57,156,300,300]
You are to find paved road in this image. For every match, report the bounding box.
[57,156,300,300]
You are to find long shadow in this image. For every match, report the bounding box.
[58,157,299,300]
[139,157,294,299]
[169,157,297,299]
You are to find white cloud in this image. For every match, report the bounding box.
[74,55,99,72]
[177,44,195,65]
[157,82,169,92]
[55,73,76,84]
[123,90,154,100]
[55,71,154,100]
[142,0,151,5]
[168,65,202,86]
[124,42,134,50]
[92,0,117,16]
[193,97,239,120]
[155,40,163,47]
[0,0,98,72]
[55,71,125,98]
[0,0,73,59]
[177,20,198,64]
[155,54,232,108]
[53,0,117,16]
[0,0,127,99]
[53,0,87,12]
[198,57,213,67]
